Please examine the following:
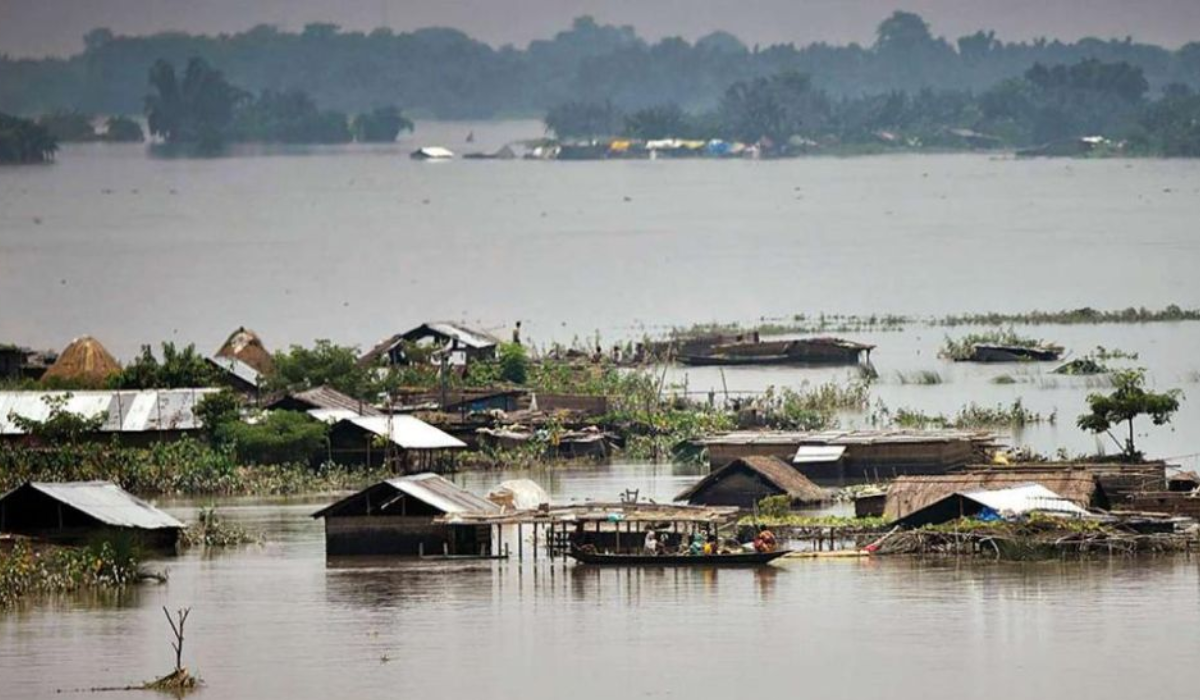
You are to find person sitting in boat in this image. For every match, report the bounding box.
[689,532,705,556]
[703,534,718,555]
[753,527,778,553]
[644,529,658,555]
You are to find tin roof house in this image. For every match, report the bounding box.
[312,473,500,556]
[0,481,184,550]
[361,322,500,367]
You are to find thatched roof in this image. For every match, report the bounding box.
[884,471,1104,522]
[215,327,275,375]
[41,336,120,386]
[677,456,828,505]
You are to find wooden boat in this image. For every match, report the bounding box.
[568,545,789,566]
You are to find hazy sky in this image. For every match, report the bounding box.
[2,0,1199,58]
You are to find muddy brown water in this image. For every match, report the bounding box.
[2,122,1199,460]
[3,463,1200,699]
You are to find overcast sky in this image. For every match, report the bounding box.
[2,0,1198,58]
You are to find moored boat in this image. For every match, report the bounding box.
[568,545,789,566]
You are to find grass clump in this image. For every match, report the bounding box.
[180,508,259,548]
[888,399,1052,430]
[896,370,943,385]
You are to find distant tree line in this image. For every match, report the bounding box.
[2,12,1198,121]
[144,58,411,150]
[546,58,1200,156]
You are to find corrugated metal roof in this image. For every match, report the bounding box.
[307,408,361,424]
[386,473,500,514]
[962,483,1091,519]
[285,386,381,415]
[5,481,184,530]
[792,445,847,464]
[0,390,218,435]
[207,355,261,388]
[341,415,467,450]
[409,322,499,350]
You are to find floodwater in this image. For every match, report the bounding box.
[4,124,1200,697]
[1,120,1199,459]
[3,464,1200,699]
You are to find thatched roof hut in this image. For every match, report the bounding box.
[215,326,275,375]
[884,471,1106,522]
[41,336,120,387]
[676,456,829,508]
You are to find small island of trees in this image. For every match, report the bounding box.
[0,112,56,164]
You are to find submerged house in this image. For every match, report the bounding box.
[962,344,1063,363]
[884,471,1105,524]
[676,456,828,509]
[700,429,997,482]
[0,481,184,550]
[893,483,1093,529]
[312,473,500,556]
[361,322,500,368]
[679,337,874,367]
[328,414,466,471]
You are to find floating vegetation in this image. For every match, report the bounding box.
[755,380,871,430]
[1091,345,1139,361]
[1054,358,1109,375]
[0,540,141,608]
[940,328,1048,360]
[937,304,1200,326]
[888,399,1052,429]
[896,370,943,385]
[670,313,910,339]
[180,508,259,548]
[991,374,1018,384]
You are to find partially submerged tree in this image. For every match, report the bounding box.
[1076,369,1182,460]
[352,105,413,142]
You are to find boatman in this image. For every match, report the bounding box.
[644,529,658,555]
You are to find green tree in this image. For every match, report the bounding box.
[111,342,218,389]
[623,103,690,139]
[7,394,105,445]
[267,340,383,400]
[195,389,242,437]
[103,115,144,142]
[352,105,413,142]
[216,410,328,465]
[717,71,830,145]
[497,343,529,384]
[36,110,98,141]
[232,89,351,144]
[145,57,247,148]
[544,100,624,139]
[1077,369,1182,460]
[0,112,57,164]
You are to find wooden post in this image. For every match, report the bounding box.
[518,523,524,561]
[533,523,539,564]
[615,521,621,553]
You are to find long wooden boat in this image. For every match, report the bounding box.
[568,546,789,566]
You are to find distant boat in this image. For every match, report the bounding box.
[465,131,475,143]
[411,146,455,160]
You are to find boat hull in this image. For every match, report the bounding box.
[568,547,789,566]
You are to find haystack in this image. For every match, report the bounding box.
[41,336,120,386]
[215,326,275,375]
